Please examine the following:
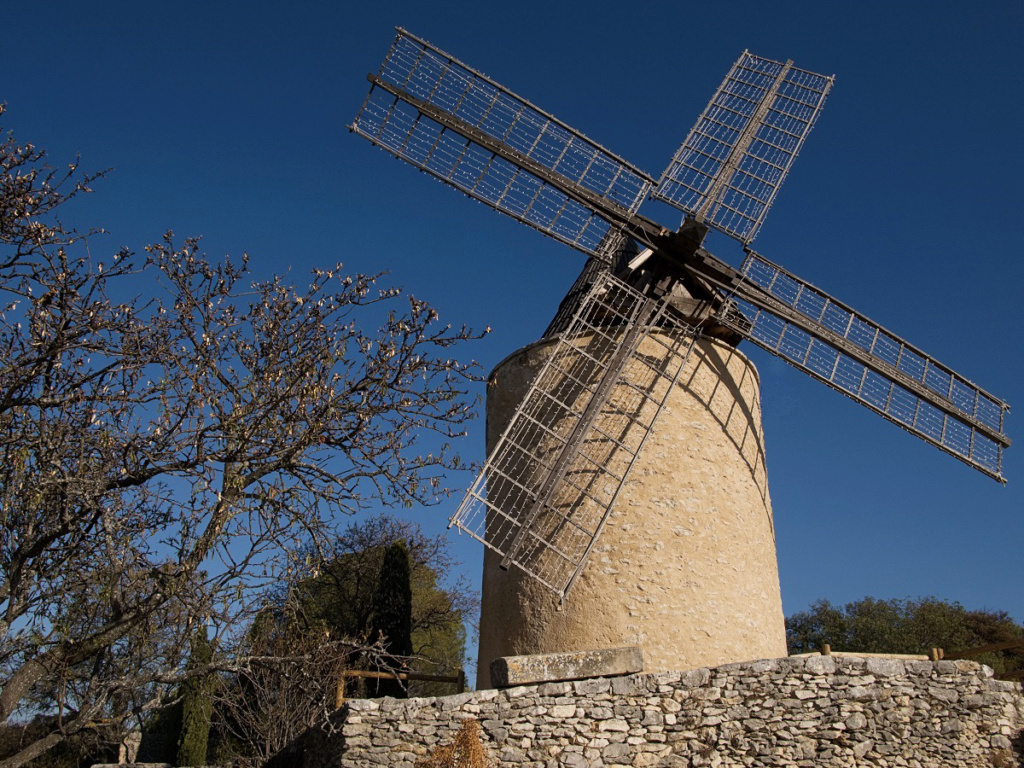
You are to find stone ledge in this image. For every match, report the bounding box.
[489,645,643,688]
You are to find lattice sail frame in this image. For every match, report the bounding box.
[350,30,1010,511]
[351,29,654,260]
[723,251,1009,480]
[654,51,833,244]
[450,273,698,597]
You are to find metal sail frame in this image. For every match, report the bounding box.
[352,29,1012,596]
[653,51,834,243]
[351,28,653,261]
[449,272,699,598]
[719,252,1007,479]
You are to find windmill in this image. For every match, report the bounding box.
[351,30,1011,682]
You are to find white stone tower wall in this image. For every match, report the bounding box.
[476,335,786,687]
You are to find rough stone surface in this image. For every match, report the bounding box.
[478,336,785,686]
[270,657,1024,768]
[490,646,644,688]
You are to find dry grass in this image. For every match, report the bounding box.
[416,719,490,768]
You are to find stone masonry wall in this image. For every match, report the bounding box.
[278,656,1023,767]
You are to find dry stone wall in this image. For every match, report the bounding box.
[278,656,1023,767]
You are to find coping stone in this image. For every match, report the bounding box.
[490,646,644,688]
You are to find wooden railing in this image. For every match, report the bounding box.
[335,668,466,707]
[935,639,1024,681]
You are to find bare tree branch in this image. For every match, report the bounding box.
[0,104,485,768]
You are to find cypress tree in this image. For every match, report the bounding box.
[176,629,214,766]
[369,541,413,698]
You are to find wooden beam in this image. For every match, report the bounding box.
[944,639,1024,659]
[334,668,466,708]
[341,669,463,684]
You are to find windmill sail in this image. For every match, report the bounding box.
[713,251,1010,480]
[450,273,698,597]
[351,29,654,261]
[654,52,833,244]
[352,31,1010,604]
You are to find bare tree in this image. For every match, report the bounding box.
[0,105,484,768]
[212,603,361,768]
[206,514,475,766]
[210,514,475,766]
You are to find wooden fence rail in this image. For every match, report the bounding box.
[937,639,1024,681]
[335,668,466,707]
[940,638,1024,660]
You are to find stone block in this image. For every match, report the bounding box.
[490,646,643,688]
[679,667,711,687]
[866,657,905,677]
[804,655,837,675]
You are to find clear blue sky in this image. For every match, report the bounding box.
[5,1,1022,651]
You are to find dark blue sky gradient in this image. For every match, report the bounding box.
[5,1,1022,650]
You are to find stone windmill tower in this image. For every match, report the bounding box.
[351,30,1011,687]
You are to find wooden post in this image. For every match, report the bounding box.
[821,643,831,656]
[930,647,943,661]
[335,673,346,709]
[457,669,466,693]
